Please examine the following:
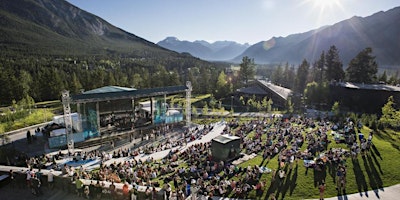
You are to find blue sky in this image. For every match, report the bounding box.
[67,0,400,45]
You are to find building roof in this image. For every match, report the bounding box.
[212,134,240,144]
[72,85,188,103]
[83,86,136,94]
[337,82,400,92]
[237,79,292,101]
[258,80,292,100]
[236,85,267,95]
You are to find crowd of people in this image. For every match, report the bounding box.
[11,115,376,199]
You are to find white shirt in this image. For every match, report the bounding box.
[26,170,31,180]
[48,171,54,182]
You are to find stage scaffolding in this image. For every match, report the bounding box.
[59,84,191,150]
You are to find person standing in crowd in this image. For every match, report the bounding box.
[84,185,90,199]
[76,178,84,197]
[319,180,326,200]
[26,168,32,189]
[109,181,117,200]
[145,186,152,200]
[89,181,96,199]
[9,170,16,189]
[95,180,102,199]
[47,169,54,190]
[27,130,32,144]
[31,174,42,196]
[36,168,43,185]
[122,182,130,200]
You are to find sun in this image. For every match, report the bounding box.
[300,0,345,24]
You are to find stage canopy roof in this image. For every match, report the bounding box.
[71,85,188,103]
[212,135,240,144]
[83,86,136,94]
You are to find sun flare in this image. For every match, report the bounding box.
[300,0,345,25]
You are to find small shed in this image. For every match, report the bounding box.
[211,135,241,162]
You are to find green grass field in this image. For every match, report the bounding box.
[129,117,399,199]
[232,125,400,199]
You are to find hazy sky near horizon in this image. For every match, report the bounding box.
[67,0,399,45]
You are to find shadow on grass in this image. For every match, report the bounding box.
[363,154,384,198]
[369,149,384,175]
[371,143,383,160]
[264,164,299,200]
[289,165,298,195]
[327,162,337,184]
[375,130,399,151]
[352,158,369,197]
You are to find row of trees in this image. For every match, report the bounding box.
[0,56,229,105]
[1,45,398,115]
[268,46,400,107]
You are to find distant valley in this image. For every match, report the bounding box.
[157,37,250,61]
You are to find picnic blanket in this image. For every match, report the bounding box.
[303,160,315,168]
[259,166,272,173]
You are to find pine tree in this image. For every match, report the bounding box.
[295,59,310,94]
[346,47,378,83]
[325,45,345,82]
[239,56,255,85]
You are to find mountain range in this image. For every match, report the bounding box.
[0,0,194,60]
[235,6,400,68]
[1,0,399,69]
[157,37,250,61]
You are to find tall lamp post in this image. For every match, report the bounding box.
[231,95,234,115]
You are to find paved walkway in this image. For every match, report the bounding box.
[203,184,400,200]
[316,184,400,200]
[102,121,226,165]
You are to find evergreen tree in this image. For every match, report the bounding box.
[272,64,284,85]
[379,71,388,83]
[19,70,33,98]
[315,51,325,84]
[379,96,400,128]
[332,101,340,117]
[70,72,83,94]
[283,63,296,89]
[325,45,345,82]
[346,47,378,83]
[239,56,255,85]
[295,59,310,94]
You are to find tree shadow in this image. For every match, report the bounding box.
[351,158,369,197]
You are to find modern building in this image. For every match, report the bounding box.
[236,79,292,109]
[329,82,400,113]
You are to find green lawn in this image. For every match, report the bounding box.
[233,125,400,199]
